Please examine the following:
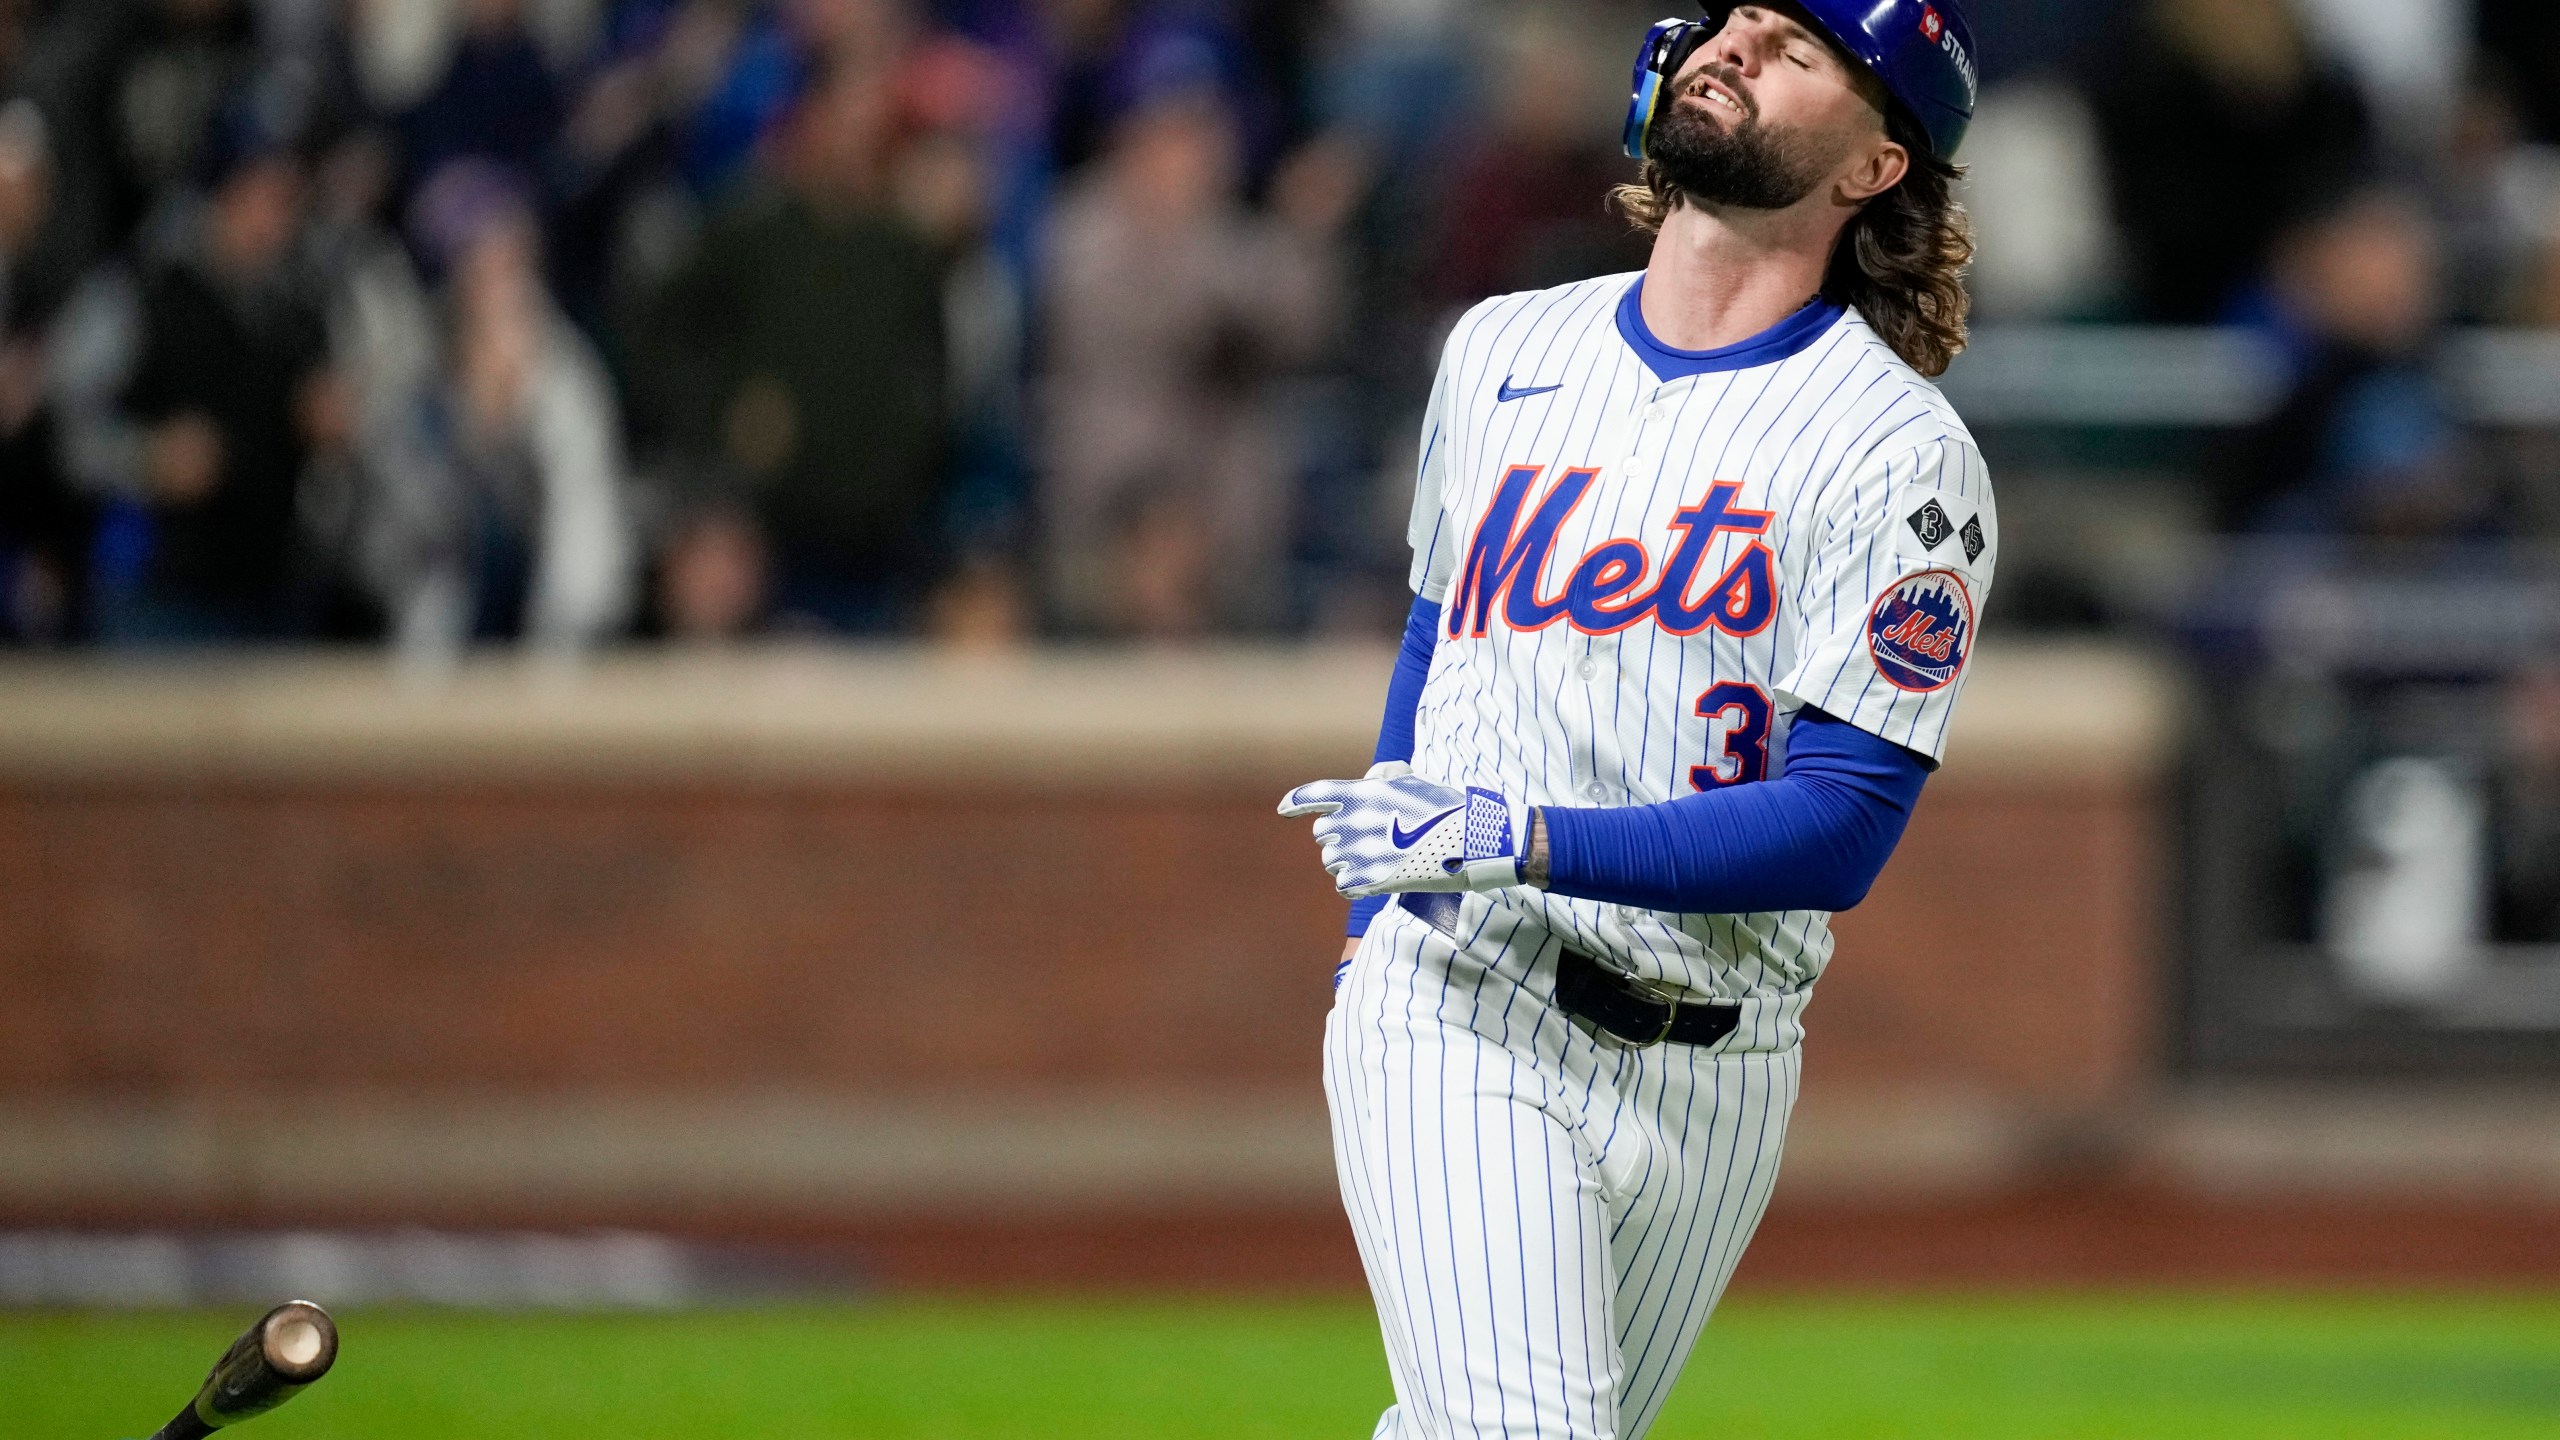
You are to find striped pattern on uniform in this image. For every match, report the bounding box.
[1327,272,1993,1440]
[1405,272,1996,1003]
[1329,904,1799,1440]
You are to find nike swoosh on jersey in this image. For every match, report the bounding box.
[1497,378,1564,403]
[1391,806,1465,847]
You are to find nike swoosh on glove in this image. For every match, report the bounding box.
[1278,762,1524,898]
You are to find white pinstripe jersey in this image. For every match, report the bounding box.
[1405,272,1997,1000]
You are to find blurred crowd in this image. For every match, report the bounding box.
[1968,0,2560,553]
[0,0,2557,652]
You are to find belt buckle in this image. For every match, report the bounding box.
[1618,974,1682,1048]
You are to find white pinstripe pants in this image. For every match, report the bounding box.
[1324,901,1801,1440]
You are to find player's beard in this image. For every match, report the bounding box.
[1647,66,1844,211]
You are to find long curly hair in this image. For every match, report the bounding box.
[1611,108,1975,378]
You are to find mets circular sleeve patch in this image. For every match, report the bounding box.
[1865,569,1975,693]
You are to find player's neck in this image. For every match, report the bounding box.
[1639,199,1840,352]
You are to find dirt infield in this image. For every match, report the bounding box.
[24,1188,2542,1294]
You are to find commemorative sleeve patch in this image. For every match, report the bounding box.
[1866,569,1974,693]
[1894,485,1993,578]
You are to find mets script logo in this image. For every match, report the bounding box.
[1866,570,1973,693]
[1448,466,1775,640]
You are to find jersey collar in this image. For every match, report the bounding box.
[1615,276,1845,382]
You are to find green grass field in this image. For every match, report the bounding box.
[13,1294,2558,1440]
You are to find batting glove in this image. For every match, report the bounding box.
[1278,762,1524,898]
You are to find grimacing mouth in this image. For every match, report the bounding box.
[1679,65,1755,122]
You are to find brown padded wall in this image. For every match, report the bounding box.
[0,773,2154,1103]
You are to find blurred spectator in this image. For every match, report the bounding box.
[1037,84,1345,638]
[2088,0,2376,322]
[346,0,456,112]
[548,0,917,347]
[895,63,1033,643]
[602,0,806,199]
[16,0,262,278]
[407,159,635,651]
[2433,70,2560,325]
[635,58,947,636]
[1957,82,2119,321]
[347,0,602,115]
[539,1,741,351]
[99,125,341,643]
[657,502,764,639]
[791,0,915,69]
[2291,0,2469,160]
[5,0,2546,658]
[1425,9,1645,308]
[0,98,90,643]
[1318,0,1468,172]
[398,0,567,192]
[624,0,914,196]
[1046,0,1233,180]
[2210,192,2494,539]
[297,127,444,641]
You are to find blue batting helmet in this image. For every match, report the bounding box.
[1623,1,1978,163]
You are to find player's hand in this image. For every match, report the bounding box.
[1278,762,1523,898]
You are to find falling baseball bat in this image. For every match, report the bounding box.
[142,1301,338,1440]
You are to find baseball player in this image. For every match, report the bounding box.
[1280,4,1988,1436]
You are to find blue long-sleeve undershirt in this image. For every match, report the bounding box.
[1538,710,1928,915]
[1372,594,1441,767]
[1346,592,1930,934]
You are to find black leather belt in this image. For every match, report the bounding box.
[1392,894,1741,1049]
[1552,945,1742,1049]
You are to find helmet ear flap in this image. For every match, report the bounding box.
[1665,23,1717,81]
[1623,17,1719,161]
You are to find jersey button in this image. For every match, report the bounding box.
[1577,658,1599,681]
[1584,781,1609,801]
[1645,403,1672,422]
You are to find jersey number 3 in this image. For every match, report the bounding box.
[1690,683,1771,790]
